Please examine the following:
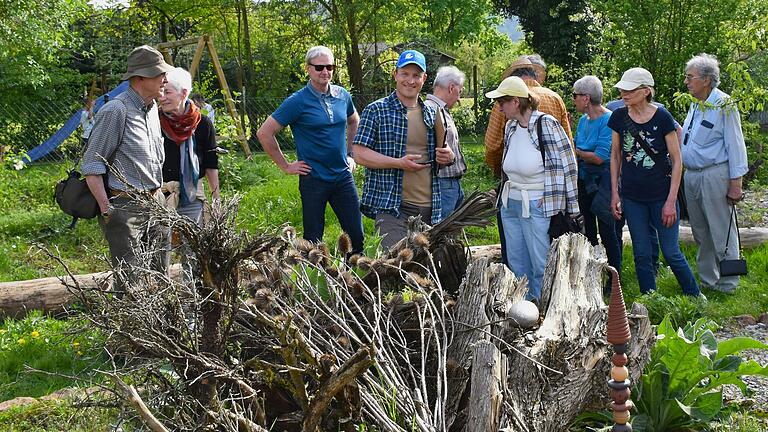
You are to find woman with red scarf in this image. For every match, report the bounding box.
[159,67,220,226]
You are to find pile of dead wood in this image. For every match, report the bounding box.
[18,190,654,431]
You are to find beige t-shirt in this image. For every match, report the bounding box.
[402,106,432,206]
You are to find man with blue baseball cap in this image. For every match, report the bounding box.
[353,49,456,249]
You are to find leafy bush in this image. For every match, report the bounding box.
[638,290,703,329]
[632,317,768,431]
[451,103,477,136]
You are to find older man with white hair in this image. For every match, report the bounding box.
[424,66,467,214]
[682,53,749,293]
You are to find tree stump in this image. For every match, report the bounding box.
[451,234,653,432]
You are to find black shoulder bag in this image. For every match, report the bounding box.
[535,116,583,240]
[54,99,125,227]
[621,112,688,220]
[719,205,748,276]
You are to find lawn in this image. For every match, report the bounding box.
[1,136,767,430]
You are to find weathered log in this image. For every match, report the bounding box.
[0,265,182,320]
[465,341,505,432]
[469,226,768,262]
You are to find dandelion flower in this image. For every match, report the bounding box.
[17,338,26,345]
[72,341,81,348]
[76,351,83,356]
[31,331,40,339]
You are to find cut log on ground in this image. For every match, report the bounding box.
[0,265,182,320]
[469,226,768,262]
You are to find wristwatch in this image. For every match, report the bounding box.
[101,205,114,219]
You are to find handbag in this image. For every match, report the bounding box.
[621,113,687,219]
[589,171,614,224]
[535,116,583,239]
[719,205,748,276]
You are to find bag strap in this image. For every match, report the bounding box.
[621,111,667,166]
[535,115,546,166]
[77,98,128,172]
[724,205,743,257]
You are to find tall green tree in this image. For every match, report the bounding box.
[493,0,597,72]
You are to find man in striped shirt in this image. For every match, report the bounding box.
[82,45,174,292]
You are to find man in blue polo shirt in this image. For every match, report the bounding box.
[257,45,363,254]
[353,49,455,249]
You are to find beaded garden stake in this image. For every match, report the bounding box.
[606,266,633,432]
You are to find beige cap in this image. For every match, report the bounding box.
[121,45,174,80]
[614,67,654,90]
[485,76,529,99]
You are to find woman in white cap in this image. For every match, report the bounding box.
[608,67,701,297]
[486,76,579,304]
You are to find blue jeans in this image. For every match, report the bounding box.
[298,172,364,254]
[438,177,464,216]
[500,197,551,301]
[622,197,700,296]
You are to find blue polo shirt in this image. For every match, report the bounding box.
[272,82,356,182]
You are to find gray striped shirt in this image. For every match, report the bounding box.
[425,94,467,178]
[81,86,164,191]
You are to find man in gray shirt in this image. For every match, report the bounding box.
[424,66,467,215]
[82,45,174,291]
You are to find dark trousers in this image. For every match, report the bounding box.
[298,172,364,255]
[578,180,622,287]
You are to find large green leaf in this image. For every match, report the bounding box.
[662,331,703,394]
[676,390,722,421]
[716,337,768,359]
[713,355,742,372]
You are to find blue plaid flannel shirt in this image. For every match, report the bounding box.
[354,92,443,224]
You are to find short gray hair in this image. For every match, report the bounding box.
[433,66,466,90]
[527,54,546,70]
[686,53,720,89]
[573,75,603,105]
[305,46,334,64]
[165,67,193,100]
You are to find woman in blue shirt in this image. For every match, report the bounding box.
[572,75,621,290]
[608,68,700,297]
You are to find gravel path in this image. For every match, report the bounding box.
[715,322,768,413]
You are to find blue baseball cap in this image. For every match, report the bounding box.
[396,50,426,72]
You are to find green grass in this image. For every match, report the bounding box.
[0,312,106,402]
[0,400,126,431]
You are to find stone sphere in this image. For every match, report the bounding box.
[507,300,540,328]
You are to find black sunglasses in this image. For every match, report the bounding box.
[309,63,334,72]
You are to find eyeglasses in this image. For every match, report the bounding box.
[572,93,586,98]
[684,74,701,81]
[309,63,334,72]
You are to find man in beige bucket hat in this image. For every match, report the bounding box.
[81,45,175,293]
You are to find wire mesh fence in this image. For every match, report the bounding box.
[0,89,493,167]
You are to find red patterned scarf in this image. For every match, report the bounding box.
[160,101,202,145]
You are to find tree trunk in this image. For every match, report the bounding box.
[447,234,654,432]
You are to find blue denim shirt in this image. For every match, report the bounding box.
[354,92,443,224]
[681,87,748,178]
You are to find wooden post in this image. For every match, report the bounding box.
[188,36,207,79]
[473,65,479,122]
[206,36,251,156]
